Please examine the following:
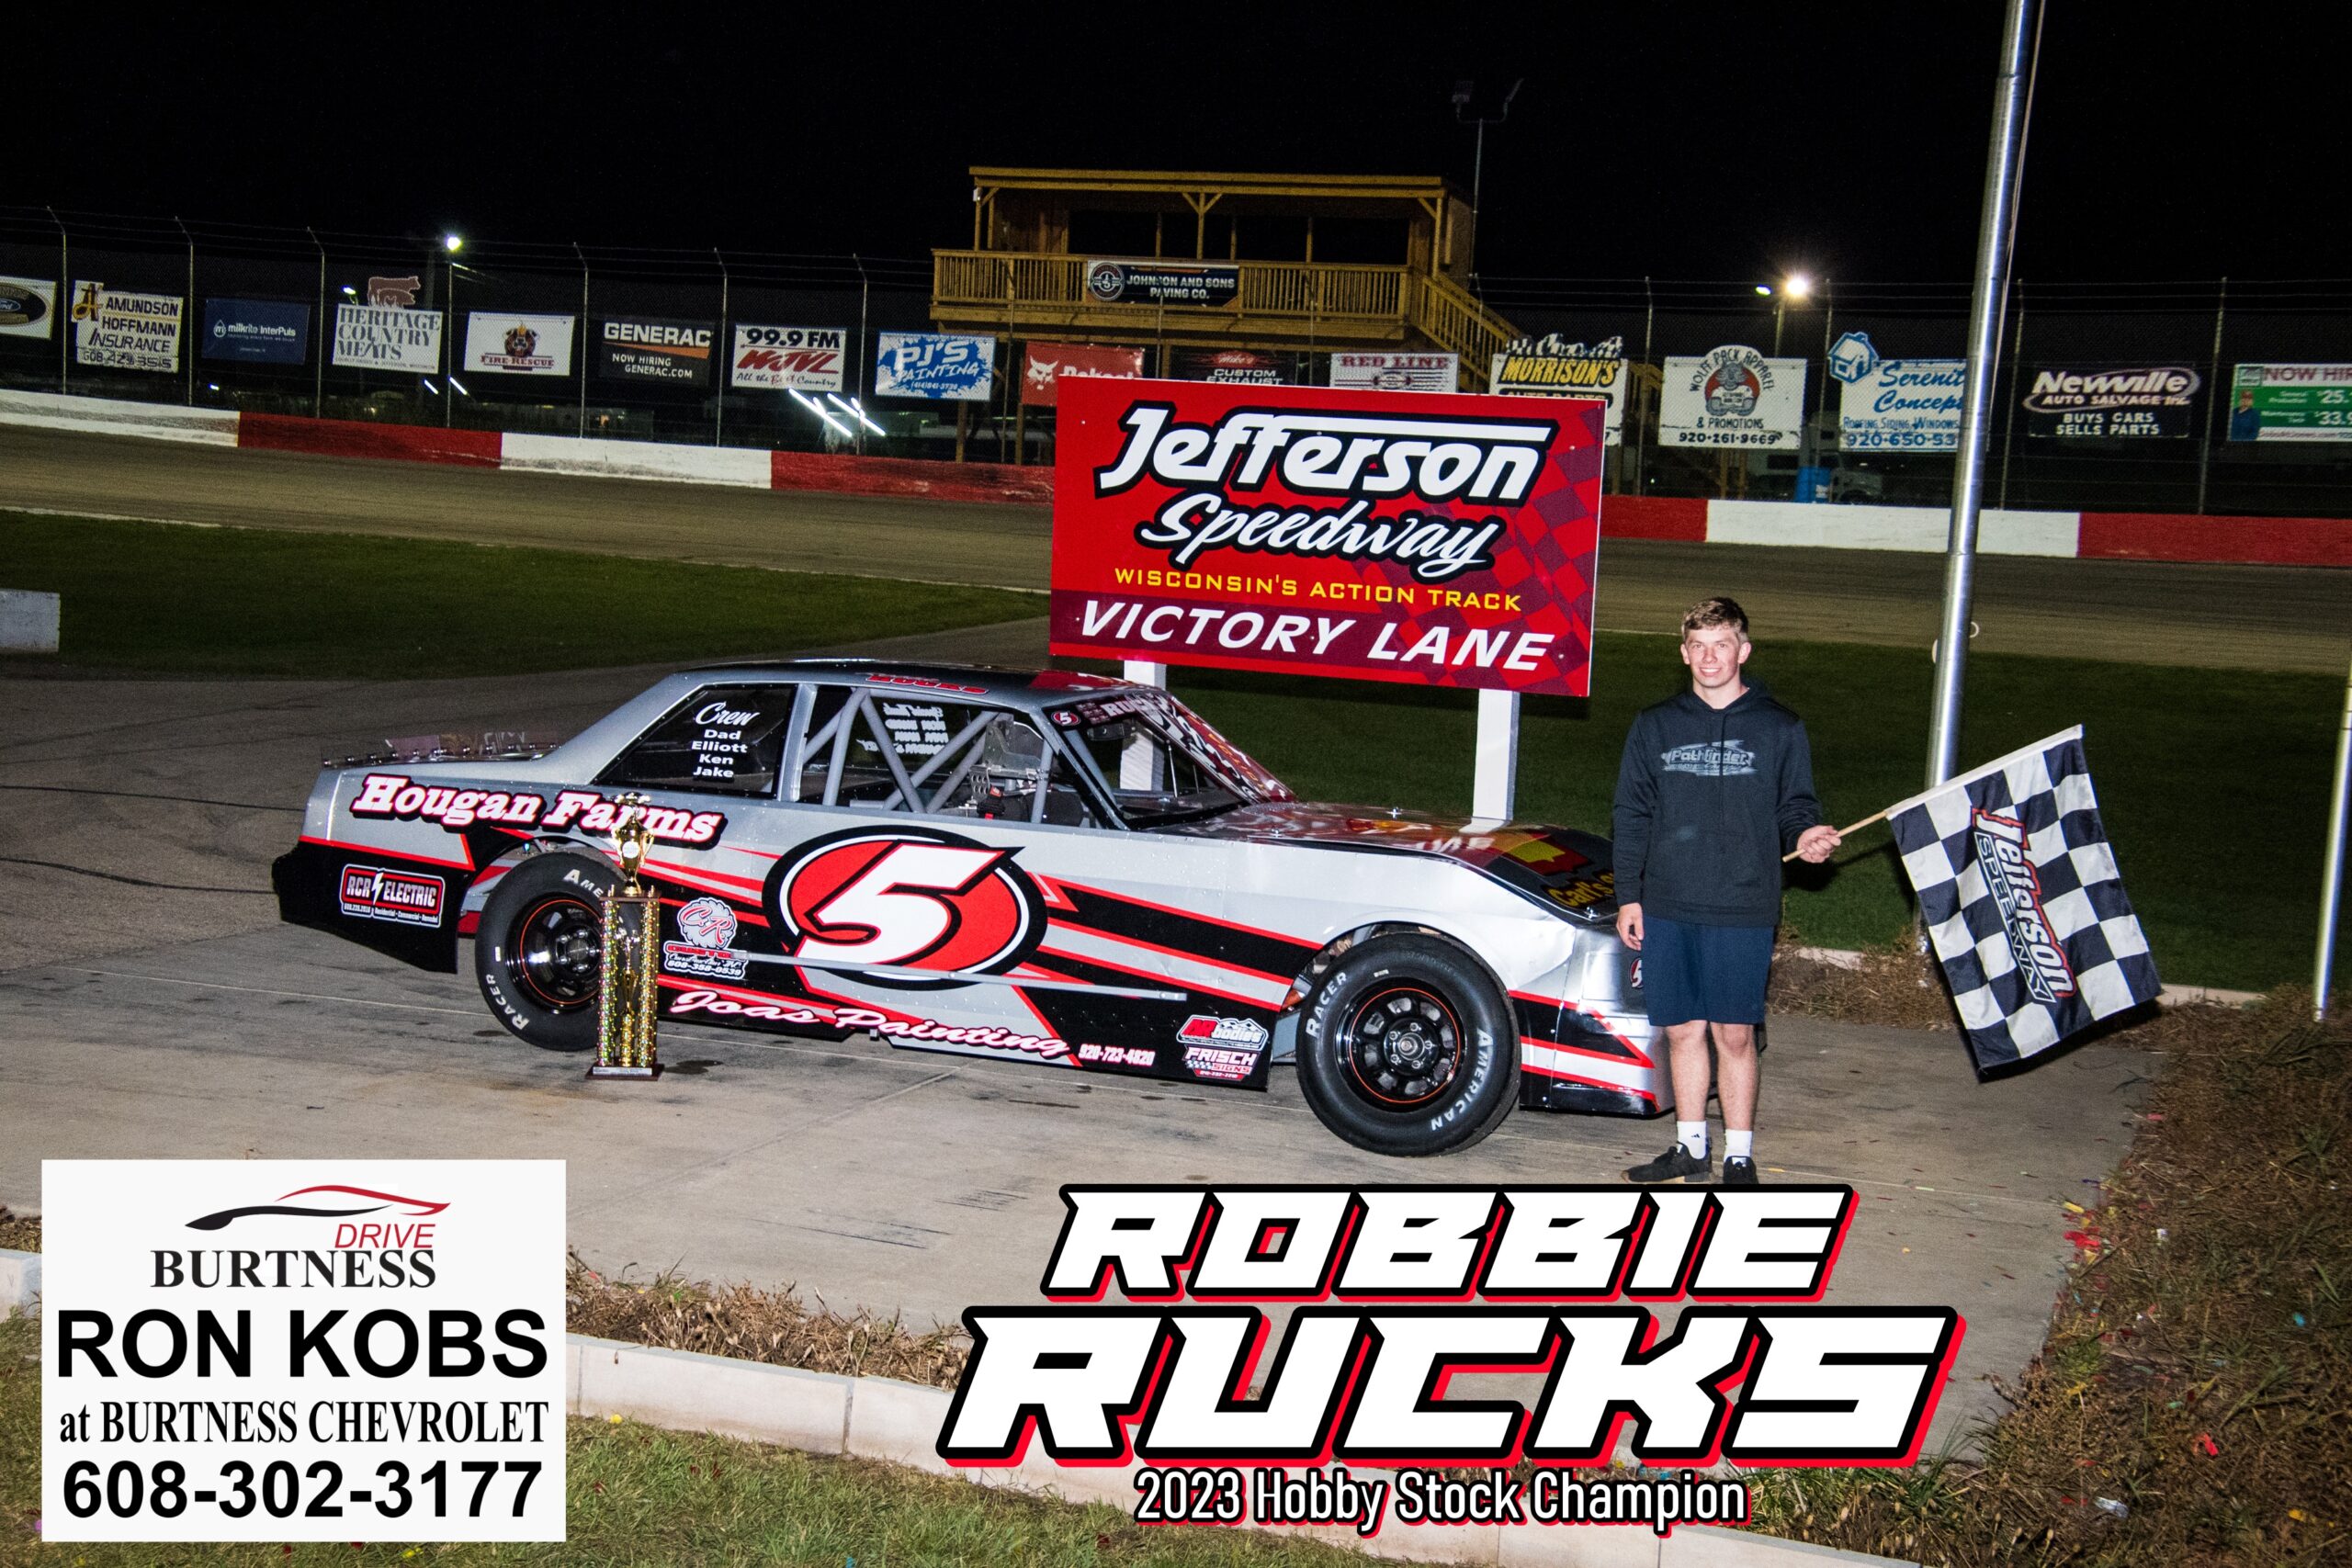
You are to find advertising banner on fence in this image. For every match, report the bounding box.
[1828,332,1965,451]
[595,316,715,385]
[1489,335,1627,445]
[201,297,311,365]
[462,312,576,376]
[1084,259,1240,307]
[1170,346,1296,385]
[41,1159,566,1543]
[1048,376,1605,696]
[729,325,846,392]
[1329,351,1460,393]
[0,275,56,338]
[2023,364,2200,438]
[873,332,994,400]
[333,304,443,373]
[1660,344,1805,448]
[1022,342,1145,407]
[70,283,184,372]
[2227,362,2352,442]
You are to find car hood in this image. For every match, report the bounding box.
[1168,802,1618,920]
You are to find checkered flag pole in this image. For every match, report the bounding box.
[1888,727,2161,1070]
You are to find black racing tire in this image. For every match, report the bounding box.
[1295,934,1518,1156]
[474,852,617,1052]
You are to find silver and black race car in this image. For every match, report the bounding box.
[275,660,1655,1156]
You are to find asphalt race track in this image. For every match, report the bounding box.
[1,423,2324,1450]
[3,423,2344,671]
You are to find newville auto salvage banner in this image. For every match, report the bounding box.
[1049,377,1605,697]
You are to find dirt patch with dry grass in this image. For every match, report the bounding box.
[1748,987,2350,1565]
[566,1255,967,1387]
[0,1210,37,1253]
[1768,934,1965,1032]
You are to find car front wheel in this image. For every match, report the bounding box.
[1295,934,1518,1156]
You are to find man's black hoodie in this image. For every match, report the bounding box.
[1611,681,1820,928]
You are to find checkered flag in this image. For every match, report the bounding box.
[1888,727,2160,1070]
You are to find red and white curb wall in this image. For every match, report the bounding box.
[5,389,2344,568]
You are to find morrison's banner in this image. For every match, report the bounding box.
[1048,378,1605,697]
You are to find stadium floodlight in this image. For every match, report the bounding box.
[341,285,357,297]
[1754,284,1773,296]
[443,233,464,254]
[791,388,854,438]
[447,376,469,397]
[828,392,885,435]
[1783,274,1814,300]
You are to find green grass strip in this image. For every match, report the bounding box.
[0,513,1037,680]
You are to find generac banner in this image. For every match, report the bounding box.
[1049,378,1605,696]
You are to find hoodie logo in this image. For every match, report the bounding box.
[1661,740,1756,777]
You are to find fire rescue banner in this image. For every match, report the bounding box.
[595,316,715,385]
[71,283,185,373]
[1329,352,1460,393]
[461,313,576,377]
[1660,345,1806,448]
[40,1159,566,1542]
[333,304,444,373]
[874,332,995,400]
[2226,362,2352,442]
[1489,335,1627,445]
[1049,377,1605,697]
[2022,364,2201,438]
[729,325,846,392]
[1023,342,1145,407]
[0,275,57,338]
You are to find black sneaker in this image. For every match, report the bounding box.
[1722,1156,1759,1187]
[1625,1144,1712,1184]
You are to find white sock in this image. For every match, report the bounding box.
[1677,1122,1708,1159]
[1725,1131,1754,1161]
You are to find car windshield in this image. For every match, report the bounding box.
[1050,689,1290,829]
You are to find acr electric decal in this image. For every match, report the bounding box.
[662,895,751,981]
[346,774,724,844]
[337,863,447,927]
[1178,1014,1271,1081]
[767,827,1047,987]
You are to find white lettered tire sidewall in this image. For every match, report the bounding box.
[1295,934,1518,1156]
[474,852,616,1052]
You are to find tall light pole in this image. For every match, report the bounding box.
[1928,0,2042,788]
[1759,274,1812,355]
[1453,78,1524,214]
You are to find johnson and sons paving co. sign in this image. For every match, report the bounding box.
[1049,378,1605,697]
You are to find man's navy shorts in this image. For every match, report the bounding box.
[1640,916,1775,1028]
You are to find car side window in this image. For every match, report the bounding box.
[602,684,794,797]
[797,685,1099,825]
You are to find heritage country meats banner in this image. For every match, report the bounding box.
[1049,377,1604,697]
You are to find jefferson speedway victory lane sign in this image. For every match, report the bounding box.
[1048,378,1606,697]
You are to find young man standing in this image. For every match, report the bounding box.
[1613,597,1840,1186]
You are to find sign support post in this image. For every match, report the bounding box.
[1474,690,1520,821]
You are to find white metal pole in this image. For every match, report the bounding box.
[2315,644,2352,1021]
[1473,689,1520,821]
[1928,0,2041,787]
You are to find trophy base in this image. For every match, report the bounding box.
[585,1064,662,1080]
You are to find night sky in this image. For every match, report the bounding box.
[10,6,2331,282]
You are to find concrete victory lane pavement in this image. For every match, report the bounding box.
[3,422,2346,673]
[0,655,2153,1454]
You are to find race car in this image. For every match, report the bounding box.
[274,660,1655,1156]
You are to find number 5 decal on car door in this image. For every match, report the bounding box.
[767,829,1046,984]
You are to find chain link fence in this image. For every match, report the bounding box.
[7,207,2350,516]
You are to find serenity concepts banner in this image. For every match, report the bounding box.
[1048,377,1606,697]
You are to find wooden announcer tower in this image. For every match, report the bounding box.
[931,167,1525,389]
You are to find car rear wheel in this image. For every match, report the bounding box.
[1295,934,1517,1156]
[475,852,616,1052]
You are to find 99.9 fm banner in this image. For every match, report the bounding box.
[1048,378,1605,697]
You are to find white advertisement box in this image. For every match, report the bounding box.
[462,312,576,376]
[1660,344,1807,449]
[41,1159,566,1541]
[334,304,445,374]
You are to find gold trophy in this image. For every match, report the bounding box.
[587,793,663,1080]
